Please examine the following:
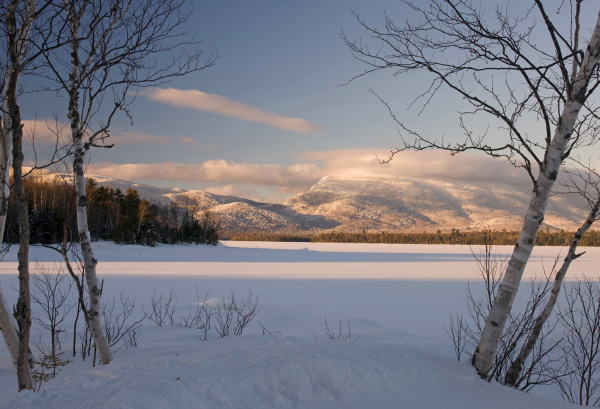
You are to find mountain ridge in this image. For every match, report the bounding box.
[89,174,591,233]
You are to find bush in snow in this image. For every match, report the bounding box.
[146,289,259,340]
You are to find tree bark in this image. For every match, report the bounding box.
[8,79,33,392]
[72,142,112,365]
[0,110,19,368]
[66,1,112,365]
[0,285,18,367]
[473,12,600,376]
[5,0,35,391]
[505,200,599,386]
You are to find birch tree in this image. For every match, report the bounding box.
[1,0,68,390]
[2,0,40,390]
[344,0,600,376]
[42,0,214,365]
[0,61,15,364]
[505,165,600,386]
[0,283,18,367]
[0,101,19,369]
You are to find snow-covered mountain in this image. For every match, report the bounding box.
[93,175,590,233]
[285,175,588,232]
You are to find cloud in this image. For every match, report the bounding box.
[22,119,69,145]
[21,119,198,146]
[88,160,322,188]
[109,131,199,145]
[142,88,321,134]
[202,184,287,202]
[298,149,526,187]
[87,149,527,201]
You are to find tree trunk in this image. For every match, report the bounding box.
[473,14,600,377]
[8,80,33,392]
[0,285,18,367]
[0,114,19,368]
[5,0,34,390]
[71,134,112,365]
[505,200,599,386]
[66,6,112,363]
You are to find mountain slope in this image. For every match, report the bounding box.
[285,176,588,232]
[92,174,590,232]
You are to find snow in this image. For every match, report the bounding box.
[0,241,594,408]
[1,240,598,279]
[2,333,577,409]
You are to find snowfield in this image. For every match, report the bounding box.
[3,333,577,409]
[1,241,596,408]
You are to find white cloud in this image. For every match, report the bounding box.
[21,119,198,146]
[88,160,322,188]
[22,119,69,145]
[109,131,199,145]
[142,88,321,134]
[299,149,526,187]
[87,149,528,204]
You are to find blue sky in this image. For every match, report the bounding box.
[20,0,599,202]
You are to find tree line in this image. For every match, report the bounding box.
[4,176,218,246]
[224,229,600,246]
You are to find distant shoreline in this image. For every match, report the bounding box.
[222,229,600,247]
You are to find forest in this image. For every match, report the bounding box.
[4,176,218,246]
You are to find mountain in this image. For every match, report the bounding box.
[92,175,590,233]
[91,177,339,232]
[285,176,588,232]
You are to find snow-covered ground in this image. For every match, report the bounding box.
[1,241,595,408]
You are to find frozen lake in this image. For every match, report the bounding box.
[0,241,597,343]
[1,240,598,279]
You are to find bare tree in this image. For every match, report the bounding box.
[506,165,600,386]
[555,279,600,406]
[30,264,73,377]
[147,289,178,327]
[344,0,600,376]
[102,292,145,351]
[31,264,72,367]
[0,106,18,371]
[0,0,64,390]
[40,0,215,365]
[461,237,563,390]
[446,314,467,361]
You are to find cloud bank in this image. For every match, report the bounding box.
[88,149,528,202]
[88,160,320,188]
[142,88,321,134]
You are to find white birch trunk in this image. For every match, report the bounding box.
[66,4,112,364]
[72,135,112,365]
[5,0,37,390]
[0,113,19,368]
[505,199,598,386]
[0,285,18,367]
[473,12,600,376]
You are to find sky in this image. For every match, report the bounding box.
[19,0,600,202]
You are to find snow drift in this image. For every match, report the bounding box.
[1,330,577,409]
